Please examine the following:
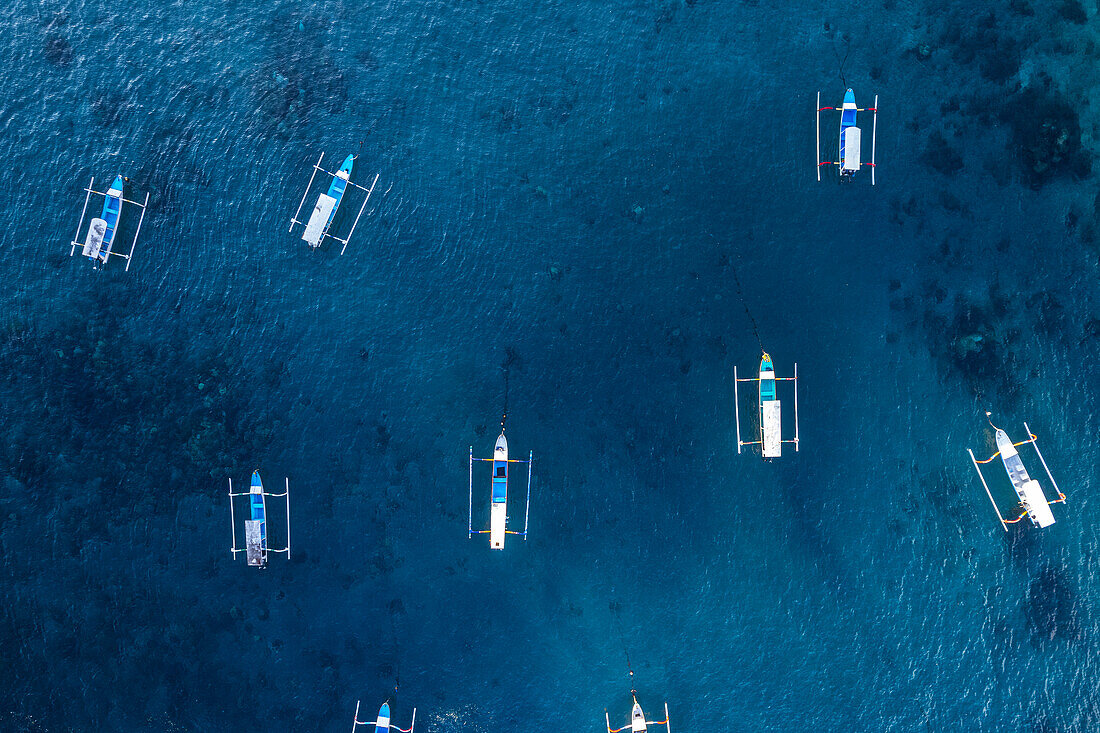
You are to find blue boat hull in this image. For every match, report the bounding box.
[89,175,124,262]
[325,154,355,226]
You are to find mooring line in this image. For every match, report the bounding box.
[611,604,636,688]
[708,233,765,353]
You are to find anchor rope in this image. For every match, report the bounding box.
[707,233,765,354]
[501,349,512,430]
[731,264,765,355]
[832,33,851,89]
[389,596,402,703]
[610,605,637,694]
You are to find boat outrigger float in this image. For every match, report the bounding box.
[967,413,1066,531]
[288,151,380,254]
[816,89,878,185]
[228,471,291,567]
[352,700,416,733]
[605,691,670,733]
[69,175,150,270]
[469,415,533,550]
[734,352,799,458]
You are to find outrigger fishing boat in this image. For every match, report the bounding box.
[967,413,1066,531]
[816,88,878,184]
[605,691,670,733]
[228,471,291,567]
[352,700,416,733]
[469,416,533,550]
[288,151,380,254]
[69,174,150,270]
[734,352,799,458]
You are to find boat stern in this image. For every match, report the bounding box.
[761,400,782,458]
[490,501,507,549]
[302,194,338,246]
[244,520,267,567]
[841,126,862,173]
[1020,479,1056,528]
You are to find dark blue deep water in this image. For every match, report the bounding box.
[2,0,1099,730]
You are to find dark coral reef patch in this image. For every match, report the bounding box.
[0,289,280,727]
[1001,87,1091,188]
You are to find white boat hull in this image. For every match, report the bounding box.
[996,429,1055,528]
[490,433,508,549]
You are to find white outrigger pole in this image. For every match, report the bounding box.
[288,152,380,255]
[352,700,415,733]
[69,176,150,271]
[229,472,291,567]
[468,415,533,550]
[734,352,798,458]
[816,89,878,185]
[967,413,1066,531]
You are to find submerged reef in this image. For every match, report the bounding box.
[251,13,349,133]
[1001,87,1090,188]
[0,292,272,499]
[43,33,73,67]
[941,11,1025,84]
[920,1,1094,189]
[1025,564,1082,643]
[918,288,1021,405]
[41,12,73,67]
[0,288,277,728]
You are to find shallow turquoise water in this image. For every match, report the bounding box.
[1,0,1098,730]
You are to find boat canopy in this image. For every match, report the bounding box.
[245,521,266,566]
[82,218,107,259]
[1019,480,1056,527]
[303,194,338,246]
[841,127,862,171]
[762,401,782,458]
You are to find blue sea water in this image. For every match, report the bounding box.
[1,0,1099,730]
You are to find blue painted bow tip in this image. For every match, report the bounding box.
[340,154,355,175]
